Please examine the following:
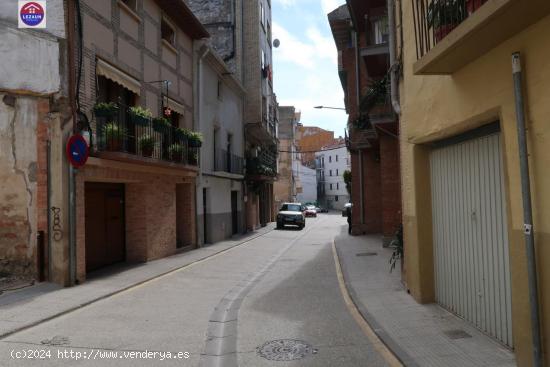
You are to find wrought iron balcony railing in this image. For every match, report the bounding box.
[92,102,200,167]
[246,157,277,177]
[412,0,487,59]
[214,149,244,175]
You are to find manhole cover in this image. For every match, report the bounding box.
[356,252,378,257]
[444,329,472,339]
[257,339,316,361]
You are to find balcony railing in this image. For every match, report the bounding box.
[412,0,487,59]
[246,157,277,177]
[92,102,199,167]
[214,149,244,175]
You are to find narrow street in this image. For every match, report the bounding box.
[1,214,389,367]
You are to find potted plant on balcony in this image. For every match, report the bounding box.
[188,131,203,148]
[138,134,155,158]
[129,106,152,127]
[93,102,118,118]
[152,117,171,134]
[174,127,189,141]
[103,122,125,151]
[427,0,466,43]
[188,151,199,166]
[168,143,185,162]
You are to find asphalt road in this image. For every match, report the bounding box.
[1,213,388,367]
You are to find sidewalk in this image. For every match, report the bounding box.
[0,224,274,339]
[334,233,516,367]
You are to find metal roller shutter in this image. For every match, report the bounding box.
[430,132,513,347]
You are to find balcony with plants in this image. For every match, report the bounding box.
[92,102,202,168]
[246,149,277,179]
[411,0,550,74]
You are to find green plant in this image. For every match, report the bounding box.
[174,127,190,141]
[360,74,389,115]
[138,134,155,150]
[103,122,125,140]
[188,131,203,147]
[168,143,184,161]
[188,131,203,143]
[129,106,152,119]
[93,102,118,117]
[343,170,352,195]
[152,117,171,133]
[389,224,404,273]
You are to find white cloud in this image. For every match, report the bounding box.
[321,0,345,14]
[272,22,336,69]
[273,0,296,8]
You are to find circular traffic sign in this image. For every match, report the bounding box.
[66,134,89,168]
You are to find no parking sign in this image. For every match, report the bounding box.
[66,134,89,168]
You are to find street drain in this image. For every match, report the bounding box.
[356,252,378,257]
[444,329,472,339]
[257,339,317,361]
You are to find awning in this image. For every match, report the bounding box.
[166,98,185,116]
[96,59,141,95]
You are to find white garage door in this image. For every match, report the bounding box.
[430,132,513,347]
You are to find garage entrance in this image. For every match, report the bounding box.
[85,183,126,272]
[430,128,513,347]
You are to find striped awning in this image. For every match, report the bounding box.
[166,98,185,116]
[96,59,141,95]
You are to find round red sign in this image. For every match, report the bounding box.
[66,134,90,168]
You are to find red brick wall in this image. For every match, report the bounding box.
[75,164,196,282]
[380,134,402,240]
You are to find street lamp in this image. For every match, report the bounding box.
[314,106,346,111]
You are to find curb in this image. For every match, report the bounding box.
[333,239,420,367]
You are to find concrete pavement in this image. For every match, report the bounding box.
[0,213,517,366]
[334,231,517,367]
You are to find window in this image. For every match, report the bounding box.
[336,169,339,176]
[329,170,332,176]
[330,184,333,190]
[161,18,175,46]
[261,49,265,70]
[260,2,265,30]
[335,195,339,202]
[336,155,338,162]
[267,21,272,46]
[121,0,137,12]
[329,156,332,163]
[373,16,389,45]
[337,183,339,190]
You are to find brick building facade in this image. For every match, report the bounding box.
[329,2,401,243]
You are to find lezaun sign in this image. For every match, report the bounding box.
[18,1,47,29]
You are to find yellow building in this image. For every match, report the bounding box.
[397,1,550,365]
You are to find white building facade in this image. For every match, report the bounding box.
[296,164,317,204]
[195,46,246,245]
[316,145,350,210]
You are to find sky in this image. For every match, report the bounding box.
[272,0,348,138]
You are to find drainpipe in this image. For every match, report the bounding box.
[388,0,401,115]
[352,28,365,227]
[195,43,210,247]
[512,52,542,367]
